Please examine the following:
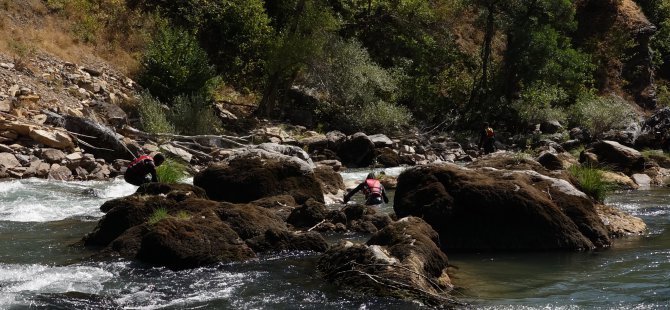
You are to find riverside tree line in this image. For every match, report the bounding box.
[44,0,670,136]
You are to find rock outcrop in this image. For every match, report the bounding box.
[194,156,324,204]
[394,164,611,251]
[317,217,458,307]
[84,183,328,270]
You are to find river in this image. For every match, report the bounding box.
[0,174,668,309]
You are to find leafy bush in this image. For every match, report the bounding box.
[568,165,612,202]
[512,83,568,125]
[567,95,637,137]
[156,158,188,184]
[148,207,169,225]
[305,38,402,132]
[352,101,413,135]
[138,26,215,103]
[170,93,221,135]
[137,92,174,134]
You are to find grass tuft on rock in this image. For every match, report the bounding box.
[568,164,613,202]
[156,158,188,183]
[148,207,169,225]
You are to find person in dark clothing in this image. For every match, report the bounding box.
[124,153,165,186]
[343,172,389,206]
[478,122,496,154]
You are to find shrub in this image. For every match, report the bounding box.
[567,95,638,137]
[568,164,612,202]
[138,26,215,103]
[148,207,169,225]
[137,92,174,134]
[512,83,568,126]
[170,93,221,135]
[352,101,413,135]
[156,158,188,184]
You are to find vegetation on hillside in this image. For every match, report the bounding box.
[3,0,670,136]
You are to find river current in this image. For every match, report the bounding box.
[0,173,668,309]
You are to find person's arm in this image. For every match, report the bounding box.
[382,185,389,203]
[343,182,364,203]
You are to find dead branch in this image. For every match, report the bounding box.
[122,125,249,147]
[307,219,326,232]
[168,141,213,160]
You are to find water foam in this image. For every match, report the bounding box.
[0,178,136,223]
[0,263,113,307]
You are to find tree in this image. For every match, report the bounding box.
[255,0,339,117]
[127,0,273,88]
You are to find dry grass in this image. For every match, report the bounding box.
[0,1,147,75]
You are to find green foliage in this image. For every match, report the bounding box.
[129,0,273,88]
[567,95,637,137]
[175,211,191,220]
[148,207,169,225]
[502,0,594,98]
[568,164,612,202]
[170,93,221,135]
[657,82,670,107]
[512,83,568,125]
[156,158,188,184]
[137,92,175,134]
[304,38,406,132]
[352,101,413,135]
[138,26,215,103]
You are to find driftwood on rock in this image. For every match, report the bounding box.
[121,125,250,148]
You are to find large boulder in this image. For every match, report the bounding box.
[394,164,611,251]
[127,212,256,270]
[587,140,645,174]
[337,132,376,168]
[194,156,324,204]
[86,184,328,270]
[317,217,458,307]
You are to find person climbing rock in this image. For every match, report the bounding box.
[124,153,165,186]
[343,172,389,206]
[478,122,496,154]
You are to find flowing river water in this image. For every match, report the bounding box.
[0,172,668,309]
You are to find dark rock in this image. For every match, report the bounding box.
[342,204,375,222]
[588,140,645,173]
[287,199,327,229]
[394,164,610,251]
[132,214,256,270]
[540,120,563,134]
[215,203,287,240]
[337,132,376,168]
[317,217,456,307]
[135,183,208,201]
[194,156,324,204]
[537,151,564,170]
[325,130,346,150]
[245,228,328,253]
[314,165,344,195]
[636,107,670,150]
[375,147,401,167]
